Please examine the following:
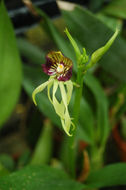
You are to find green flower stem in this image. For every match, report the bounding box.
[68,67,84,178]
[90,145,104,170]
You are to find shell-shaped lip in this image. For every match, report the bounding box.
[42,51,73,81]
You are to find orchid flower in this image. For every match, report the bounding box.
[32,51,75,136]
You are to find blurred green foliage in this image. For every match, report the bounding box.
[0,0,126,189]
[0,1,22,127]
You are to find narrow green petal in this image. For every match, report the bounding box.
[59,82,75,136]
[64,80,73,105]
[52,81,64,118]
[32,80,53,106]
[61,109,75,136]
[61,118,72,136]
[64,109,71,130]
[87,28,119,68]
[47,80,54,104]
[59,82,68,108]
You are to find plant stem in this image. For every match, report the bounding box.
[90,145,104,170]
[68,67,84,178]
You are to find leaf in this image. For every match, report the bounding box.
[103,0,126,19]
[0,154,15,172]
[89,0,105,11]
[96,13,123,31]
[84,73,109,145]
[30,120,53,165]
[0,163,9,177]
[77,97,94,143]
[0,165,85,190]
[0,1,22,127]
[59,2,126,82]
[17,38,45,65]
[86,163,126,188]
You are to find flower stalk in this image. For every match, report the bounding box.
[68,67,84,177]
[64,29,88,177]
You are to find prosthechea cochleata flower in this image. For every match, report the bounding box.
[32,51,75,136]
[32,28,119,137]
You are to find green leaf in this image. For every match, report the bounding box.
[17,38,45,65]
[96,13,123,31]
[77,97,94,143]
[0,165,85,190]
[103,0,126,19]
[30,120,53,165]
[86,163,126,188]
[0,154,15,172]
[0,163,9,177]
[84,73,109,145]
[0,1,22,127]
[89,0,106,11]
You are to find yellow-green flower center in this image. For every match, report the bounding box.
[57,64,64,73]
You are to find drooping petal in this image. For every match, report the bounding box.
[59,82,68,108]
[61,118,72,136]
[32,79,54,105]
[64,80,73,105]
[52,81,64,118]
[59,82,74,136]
[47,79,54,104]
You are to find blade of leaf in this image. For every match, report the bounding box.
[30,120,53,165]
[86,163,126,188]
[0,1,22,127]
[0,165,85,190]
[96,12,123,31]
[17,38,45,65]
[103,0,126,19]
[84,73,109,145]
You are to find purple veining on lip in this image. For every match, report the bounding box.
[57,66,72,81]
[42,51,73,81]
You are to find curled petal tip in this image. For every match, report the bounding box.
[32,91,37,106]
[66,131,73,137]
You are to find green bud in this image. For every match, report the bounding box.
[86,28,119,69]
[65,28,88,69]
[64,28,81,60]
